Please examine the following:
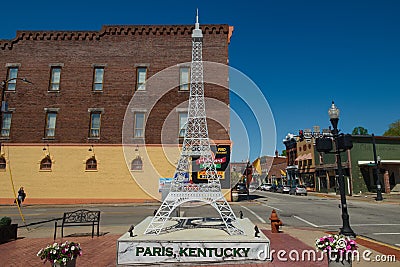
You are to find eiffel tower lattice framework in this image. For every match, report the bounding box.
[144,12,243,236]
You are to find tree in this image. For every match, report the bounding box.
[280,150,287,157]
[352,126,369,135]
[383,120,400,136]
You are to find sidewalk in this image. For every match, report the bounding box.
[1,223,399,266]
[308,191,400,204]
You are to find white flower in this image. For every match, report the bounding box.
[37,249,43,256]
[337,238,346,248]
[71,246,75,251]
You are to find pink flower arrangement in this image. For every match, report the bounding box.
[37,241,82,264]
[315,234,357,254]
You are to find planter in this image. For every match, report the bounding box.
[52,258,76,267]
[0,224,18,243]
[328,252,352,267]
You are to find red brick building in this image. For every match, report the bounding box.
[0,24,234,203]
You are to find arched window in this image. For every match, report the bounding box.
[131,156,143,171]
[86,156,97,170]
[40,156,52,170]
[0,156,6,169]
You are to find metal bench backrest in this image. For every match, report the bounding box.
[63,209,100,224]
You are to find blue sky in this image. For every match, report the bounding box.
[1,0,399,162]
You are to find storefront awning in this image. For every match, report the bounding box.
[303,153,312,160]
[295,153,312,161]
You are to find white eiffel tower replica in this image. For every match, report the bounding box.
[145,11,243,236]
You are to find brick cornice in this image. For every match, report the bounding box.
[0,24,230,50]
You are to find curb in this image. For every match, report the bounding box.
[357,235,400,257]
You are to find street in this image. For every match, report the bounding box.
[1,192,399,248]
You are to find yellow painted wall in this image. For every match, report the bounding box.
[0,144,232,202]
[0,145,152,200]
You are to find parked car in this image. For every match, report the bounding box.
[282,185,291,194]
[273,184,290,194]
[259,183,273,191]
[289,185,308,196]
[235,183,248,195]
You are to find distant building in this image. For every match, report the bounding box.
[284,129,400,195]
[260,151,287,185]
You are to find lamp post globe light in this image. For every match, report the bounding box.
[327,101,356,237]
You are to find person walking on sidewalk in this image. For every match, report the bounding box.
[17,187,26,206]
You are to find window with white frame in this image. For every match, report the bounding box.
[178,112,188,138]
[45,112,57,138]
[131,156,143,171]
[49,67,61,91]
[136,67,147,91]
[179,67,190,91]
[1,113,12,137]
[6,67,18,91]
[93,67,104,91]
[86,156,97,170]
[89,112,101,138]
[40,156,52,170]
[0,156,6,169]
[134,112,145,138]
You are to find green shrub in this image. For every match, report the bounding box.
[0,216,12,226]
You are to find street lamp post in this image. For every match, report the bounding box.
[372,134,383,201]
[328,101,356,237]
[0,77,32,144]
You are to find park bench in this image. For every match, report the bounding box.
[54,209,100,240]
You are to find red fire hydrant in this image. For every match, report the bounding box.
[269,209,283,233]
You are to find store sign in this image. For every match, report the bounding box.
[192,145,230,183]
[197,171,225,180]
[117,241,270,264]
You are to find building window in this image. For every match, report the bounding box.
[179,67,190,91]
[178,112,188,138]
[49,67,61,91]
[136,67,147,91]
[86,156,97,170]
[308,159,312,166]
[45,112,57,138]
[131,156,143,171]
[1,113,12,138]
[6,67,18,91]
[40,156,52,170]
[134,112,145,138]
[89,112,101,138]
[93,67,104,91]
[0,156,6,169]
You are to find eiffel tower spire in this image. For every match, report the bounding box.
[144,11,243,236]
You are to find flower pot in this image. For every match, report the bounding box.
[0,224,18,243]
[52,258,76,267]
[327,252,352,267]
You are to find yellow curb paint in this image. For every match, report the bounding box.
[357,235,400,252]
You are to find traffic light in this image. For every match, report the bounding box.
[337,134,353,150]
[299,130,304,141]
[316,137,333,153]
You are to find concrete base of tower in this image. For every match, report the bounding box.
[117,216,271,265]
